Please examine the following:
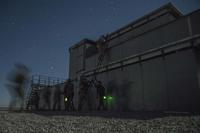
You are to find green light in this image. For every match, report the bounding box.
[64,97,68,102]
[108,96,113,100]
[103,96,106,100]
[106,95,114,106]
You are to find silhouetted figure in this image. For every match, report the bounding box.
[63,79,75,111]
[53,85,61,111]
[118,79,132,111]
[96,35,109,53]
[107,80,117,110]
[94,81,106,110]
[6,63,29,111]
[34,90,40,110]
[78,76,91,111]
[43,86,51,110]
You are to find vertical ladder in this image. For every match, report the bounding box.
[92,35,110,81]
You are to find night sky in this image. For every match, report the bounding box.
[0,0,200,106]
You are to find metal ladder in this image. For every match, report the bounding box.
[85,35,109,87]
[93,35,109,81]
[25,85,39,110]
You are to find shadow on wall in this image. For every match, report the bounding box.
[118,79,133,111]
[107,79,133,111]
[42,87,51,110]
[38,85,65,111]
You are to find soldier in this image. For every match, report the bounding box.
[43,86,51,110]
[96,35,109,53]
[7,63,29,111]
[94,81,106,110]
[63,79,75,111]
[78,76,91,111]
[34,90,40,110]
[53,85,61,111]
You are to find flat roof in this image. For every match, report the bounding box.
[108,3,182,40]
[69,3,182,50]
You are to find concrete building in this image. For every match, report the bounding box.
[69,3,200,112]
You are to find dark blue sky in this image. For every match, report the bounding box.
[0,0,200,106]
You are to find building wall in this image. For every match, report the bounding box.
[69,44,85,80]
[68,9,200,111]
[166,49,200,111]
[101,15,190,67]
[190,10,200,35]
[82,48,200,111]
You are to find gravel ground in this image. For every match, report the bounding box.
[0,111,200,133]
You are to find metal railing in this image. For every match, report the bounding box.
[31,75,66,86]
[25,75,66,110]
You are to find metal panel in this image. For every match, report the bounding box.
[85,54,97,70]
[69,49,77,79]
[121,37,140,59]
[194,47,200,89]
[142,57,167,111]
[100,65,143,111]
[165,49,200,111]
[107,45,123,63]
[108,12,176,48]
[106,69,123,111]
[137,27,164,53]
[117,17,190,61]
[76,45,85,72]
[95,72,109,109]
[122,64,143,111]
[148,13,176,29]
[162,17,190,44]
[120,27,164,58]
[190,10,200,35]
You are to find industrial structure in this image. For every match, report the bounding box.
[25,3,200,112]
[26,75,65,110]
[69,3,200,112]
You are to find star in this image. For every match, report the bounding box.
[89,7,94,12]
[50,66,54,70]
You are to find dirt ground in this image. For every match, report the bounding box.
[0,111,200,133]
